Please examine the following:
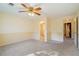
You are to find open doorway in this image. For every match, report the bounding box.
[64,23,71,39]
[39,21,46,42]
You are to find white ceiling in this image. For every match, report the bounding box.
[0,3,79,19]
[41,3,79,18]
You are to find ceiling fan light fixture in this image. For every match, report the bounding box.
[31,13,34,16]
[28,13,34,16]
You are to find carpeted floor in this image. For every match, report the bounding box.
[0,39,79,56]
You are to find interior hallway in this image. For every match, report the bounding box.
[0,39,79,56]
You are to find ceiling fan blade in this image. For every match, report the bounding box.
[8,3,14,6]
[21,3,28,8]
[21,3,32,8]
[34,12,41,15]
[34,7,41,11]
[19,11,27,12]
[33,9,41,13]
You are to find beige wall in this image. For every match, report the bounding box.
[45,17,64,42]
[32,19,40,40]
[47,18,51,41]
[0,12,35,33]
[48,16,76,42]
[50,18,63,42]
[0,12,35,46]
[0,11,78,46]
[0,11,47,46]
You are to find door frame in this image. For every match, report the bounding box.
[64,22,72,39]
[39,20,47,42]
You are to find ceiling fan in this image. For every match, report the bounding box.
[8,3,42,16]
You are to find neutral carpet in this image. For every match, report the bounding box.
[0,39,79,56]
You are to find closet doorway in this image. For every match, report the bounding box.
[39,20,47,42]
[64,23,71,39]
